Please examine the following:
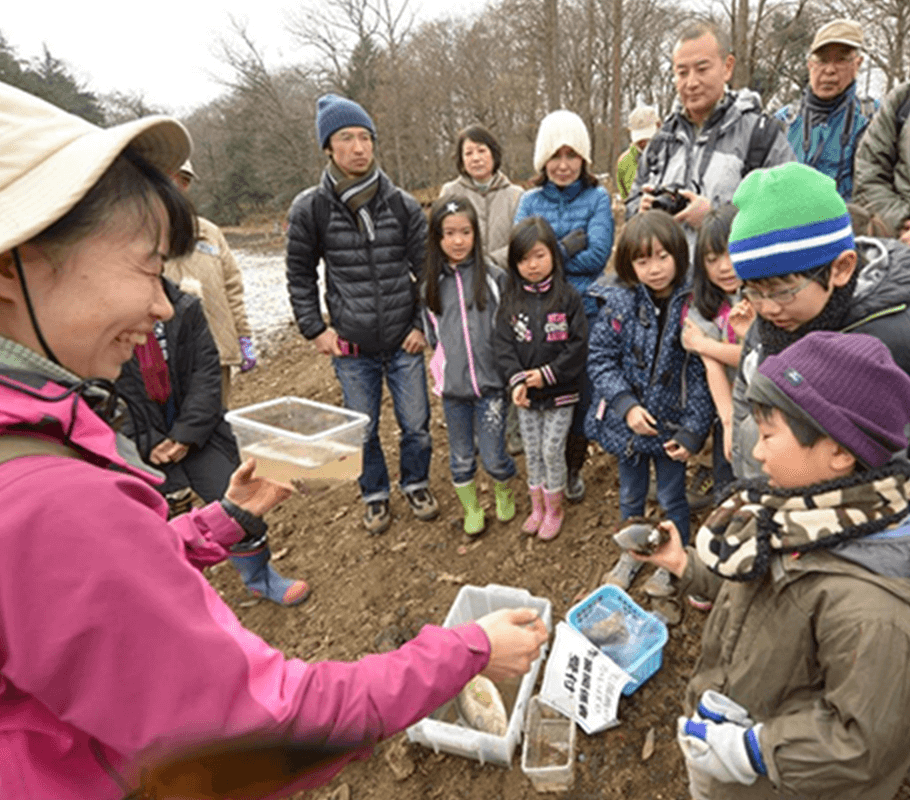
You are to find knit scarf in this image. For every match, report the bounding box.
[327,160,380,240]
[695,463,910,581]
[757,269,858,356]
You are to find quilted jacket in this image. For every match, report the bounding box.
[585,280,713,458]
[286,169,427,353]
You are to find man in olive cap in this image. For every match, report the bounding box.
[774,19,877,201]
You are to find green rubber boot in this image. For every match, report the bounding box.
[494,481,516,522]
[454,481,485,536]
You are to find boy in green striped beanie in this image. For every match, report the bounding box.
[725,162,910,479]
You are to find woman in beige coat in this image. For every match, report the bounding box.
[440,125,524,268]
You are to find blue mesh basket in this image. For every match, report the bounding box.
[566,585,668,696]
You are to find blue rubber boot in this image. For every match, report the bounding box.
[228,546,310,606]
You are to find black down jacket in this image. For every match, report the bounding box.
[286,169,427,354]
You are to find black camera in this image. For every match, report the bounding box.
[650,184,690,215]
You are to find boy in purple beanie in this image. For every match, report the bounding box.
[637,330,910,800]
[726,162,910,479]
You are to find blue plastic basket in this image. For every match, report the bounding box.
[566,585,668,696]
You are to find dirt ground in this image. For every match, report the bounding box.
[211,236,713,798]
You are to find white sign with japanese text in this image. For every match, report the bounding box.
[539,622,632,735]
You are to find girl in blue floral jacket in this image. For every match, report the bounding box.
[585,210,713,592]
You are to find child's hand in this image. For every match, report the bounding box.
[525,368,544,389]
[681,318,708,354]
[630,520,688,577]
[664,439,691,461]
[401,328,427,354]
[728,299,755,341]
[626,405,658,436]
[723,420,733,463]
[512,383,530,408]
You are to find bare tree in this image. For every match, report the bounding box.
[824,0,910,89]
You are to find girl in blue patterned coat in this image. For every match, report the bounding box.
[515,110,614,504]
[586,210,713,593]
[494,217,588,541]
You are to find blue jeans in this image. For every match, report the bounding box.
[443,393,516,485]
[618,452,690,544]
[333,348,432,503]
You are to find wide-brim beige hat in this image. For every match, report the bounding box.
[0,81,192,253]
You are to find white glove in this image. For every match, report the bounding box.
[696,690,754,727]
[683,691,755,799]
[684,691,756,798]
[677,717,767,786]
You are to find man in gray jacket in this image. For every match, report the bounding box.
[628,20,794,259]
[286,95,437,534]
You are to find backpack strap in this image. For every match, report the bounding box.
[0,435,83,466]
[742,112,785,176]
[385,189,411,234]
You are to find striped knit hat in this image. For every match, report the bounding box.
[728,163,855,280]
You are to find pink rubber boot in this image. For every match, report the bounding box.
[538,489,564,541]
[521,485,545,534]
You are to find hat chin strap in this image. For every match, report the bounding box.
[12,247,62,368]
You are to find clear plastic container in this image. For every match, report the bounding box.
[406,584,553,767]
[226,397,368,491]
[521,695,575,792]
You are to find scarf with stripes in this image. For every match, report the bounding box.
[327,160,380,241]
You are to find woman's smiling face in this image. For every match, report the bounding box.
[16,204,174,379]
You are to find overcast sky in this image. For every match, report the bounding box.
[3,0,490,114]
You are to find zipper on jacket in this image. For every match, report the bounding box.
[367,238,386,347]
[454,268,482,397]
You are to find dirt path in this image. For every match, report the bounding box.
[213,310,708,799]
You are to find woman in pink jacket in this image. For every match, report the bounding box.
[0,83,548,800]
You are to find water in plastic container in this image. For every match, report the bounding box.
[241,439,362,492]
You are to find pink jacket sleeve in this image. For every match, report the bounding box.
[0,459,490,795]
[169,501,245,568]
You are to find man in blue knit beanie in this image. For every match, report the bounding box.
[286,95,438,534]
[726,161,910,479]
